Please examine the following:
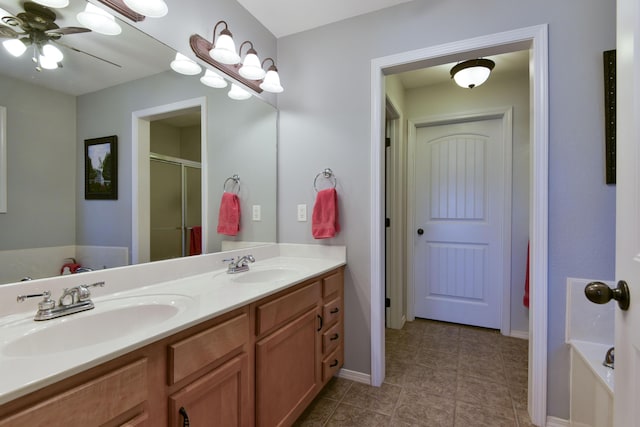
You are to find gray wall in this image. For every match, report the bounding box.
[276,0,616,419]
[0,75,76,250]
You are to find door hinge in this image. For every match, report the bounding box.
[385,218,390,228]
[385,298,391,308]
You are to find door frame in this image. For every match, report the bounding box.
[131,97,207,264]
[370,24,548,425]
[406,108,513,335]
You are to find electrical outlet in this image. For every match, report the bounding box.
[252,205,261,221]
[297,204,307,221]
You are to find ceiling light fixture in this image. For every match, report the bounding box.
[209,20,240,65]
[228,83,251,100]
[450,58,495,89]
[77,3,122,36]
[31,0,69,8]
[2,39,27,57]
[122,0,167,18]
[200,69,228,88]
[259,58,283,93]
[170,52,202,75]
[238,41,265,80]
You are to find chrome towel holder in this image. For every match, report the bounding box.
[314,168,337,192]
[223,174,241,194]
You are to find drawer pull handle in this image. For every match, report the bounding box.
[330,307,340,314]
[330,333,340,341]
[329,359,339,368]
[317,314,323,331]
[179,407,190,427]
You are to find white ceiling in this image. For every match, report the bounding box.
[236,0,414,38]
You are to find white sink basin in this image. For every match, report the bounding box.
[228,267,302,284]
[2,294,193,357]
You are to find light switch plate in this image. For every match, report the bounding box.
[252,205,261,221]
[297,204,307,222]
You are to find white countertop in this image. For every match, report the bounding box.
[569,340,614,394]
[0,244,346,405]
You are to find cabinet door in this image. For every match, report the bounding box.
[256,308,321,427]
[169,353,250,427]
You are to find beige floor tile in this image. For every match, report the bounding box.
[340,382,402,416]
[403,365,457,398]
[319,377,354,401]
[293,397,339,427]
[453,401,517,427]
[455,374,512,408]
[326,403,392,426]
[393,388,455,427]
[457,358,507,385]
[515,408,536,427]
[415,347,459,371]
[384,359,409,385]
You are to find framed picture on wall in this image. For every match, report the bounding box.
[85,135,118,200]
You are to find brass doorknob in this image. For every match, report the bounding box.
[584,280,630,311]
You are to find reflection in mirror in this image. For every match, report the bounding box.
[0,0,277,285]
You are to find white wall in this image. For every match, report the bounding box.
[404,70,530,334]
[277,0,616,419]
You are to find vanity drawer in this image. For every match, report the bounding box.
[322,346,343,383]
[322,297,342,327]
[322,321,342,354]
[0,359,147,427]
[322,271,342,298]
[169,313,249,385]
[256,281,321,336]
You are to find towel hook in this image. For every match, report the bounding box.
[314,168,337,192]
[223,174,241,194]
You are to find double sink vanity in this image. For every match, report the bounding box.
[0,243,346,426]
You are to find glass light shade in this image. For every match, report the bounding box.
[42,44,63,63]
[32,0,69,8]
[228,83,251,100]
[260,69,283,93]
[77,3,122,36]
[200,69,228,88]
[3,39,27,57]
[39,55,59,69]
[238,52,266,80]
[122,0,168,18]
[452,66,491,89]
[170,52,202,75]
[209,33,240,65]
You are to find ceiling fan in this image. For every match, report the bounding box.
[0,1,119,70]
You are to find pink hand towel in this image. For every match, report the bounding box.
[312,188,340,239]
[189,226,202,256]
[217,192,241,236]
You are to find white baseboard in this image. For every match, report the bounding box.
[337,368,371,385]
[545,416,569,427]
[510,329,530,340]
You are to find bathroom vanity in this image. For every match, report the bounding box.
[0,244,345,426]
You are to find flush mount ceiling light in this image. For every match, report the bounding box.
[77,3,122,36]
[209,20,240,65]
[170,52,202,75]
[122,0,167,18]
[450,58,495,89]
[200,69,228,88]
[31,0,69,8]
[238,41,265,80]
[228,83,251,100]
[259,58,283,93]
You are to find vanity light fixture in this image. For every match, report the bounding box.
[77,3,122,36]
[209,21,241,65]
[122,0,167,18]
[238,41,265,80]
[170,52,202,75]
[228,83,251,100]
[31,0,69,8]
[200,69,228,88]
[259,58,283,93]
[450,58,495,89]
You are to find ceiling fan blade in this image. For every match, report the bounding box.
[54,40,121,68]
[46,26,91,36]
[0,26,19,38]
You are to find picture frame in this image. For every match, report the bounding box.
[85,135,118,200]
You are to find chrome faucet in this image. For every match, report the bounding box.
[224,254,255,274]
[17,281,105,321]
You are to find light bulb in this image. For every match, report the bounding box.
[77,3,122,36]
[3,39,26,57]
[32,0,69,8]
[42,44,63,63]
[200,70,228,88]
[170,52,202,75]
[453,66,491,88]
[228,83,251,100]
[39,55,59,70]
[209,33,240,65]
[122,0,168,18]
[239,51,265,80]
[260,69,283,93]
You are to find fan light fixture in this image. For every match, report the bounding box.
[77,3,122,36]
[3,39,27,57]
[228,83,251,100]
[450,58,495,89]
[31,0,69,8]
[200,69,228,88]
[122,0,167,18]
[170,52,202,75]
[209,21,240,65]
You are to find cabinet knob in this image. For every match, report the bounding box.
[179,407,190,427]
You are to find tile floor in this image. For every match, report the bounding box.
[294,318,534,427]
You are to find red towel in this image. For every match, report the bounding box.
[189,226,202,256]
[217,192,240,236]
[60,263,81,274]
[523,242,530,308]
[312,188,340,239]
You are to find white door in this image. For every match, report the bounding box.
[413,118,506,329]
[614,0,640,423]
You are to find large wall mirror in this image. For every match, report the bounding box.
[0,0,277,284]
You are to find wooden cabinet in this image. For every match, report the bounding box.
[0,267,344,427]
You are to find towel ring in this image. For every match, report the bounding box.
[223,174,241,194]
[314,168,337,192]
